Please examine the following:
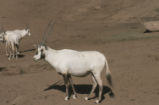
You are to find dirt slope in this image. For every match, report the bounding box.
[0,0,159,105]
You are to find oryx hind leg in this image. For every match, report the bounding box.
[94,73,103,104]
[8,43,12,60]
[85,74,97,101]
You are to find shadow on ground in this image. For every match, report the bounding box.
[18,54,25,58]
[20,48,35,53]
[0,67,6,72]
[18,48,35,58]
[44,83,115,101]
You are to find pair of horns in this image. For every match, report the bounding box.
[40,19,55,45]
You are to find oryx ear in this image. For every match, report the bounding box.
[44,45,48,50]
[3,31,6,35]
[1,31,5,36]
[25,28,29,31]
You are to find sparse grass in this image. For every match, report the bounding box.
[154,56,159,61]
[147,54,159,61]
[19,68,26,74]
[142,16,159,21]
[111,30,159,41]
[0,67,5,72]
[93,30,159,44]
[155,8,159,13]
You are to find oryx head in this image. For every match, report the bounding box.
[0,32,5,42]
[33,44,48,61]
[25,25,31,36]
[0,26,6,43]
[33,19,55,61]
[26,29,31,36]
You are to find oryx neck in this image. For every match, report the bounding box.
[44,47,57,62]
[44,47,56,55]
[20,30,27,37]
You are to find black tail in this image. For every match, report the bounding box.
[105,60,113,86]
[106,73,113,86]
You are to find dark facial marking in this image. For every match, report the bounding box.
[41,49,44,52]
[40,49,45,59]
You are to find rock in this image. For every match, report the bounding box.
[143,21,159,32]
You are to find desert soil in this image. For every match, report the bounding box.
[0,0,159,105]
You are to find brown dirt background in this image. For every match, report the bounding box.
[0,0,159,105]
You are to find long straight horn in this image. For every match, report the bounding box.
[0,25,5,33]
[25,24,29,30]
[41,19,55,45]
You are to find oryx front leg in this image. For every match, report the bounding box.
[11,43,15,59]
[68,75,77,99]
[63,75,70,101]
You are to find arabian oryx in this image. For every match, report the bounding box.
[0,28,31,60]
[33,44,113,103]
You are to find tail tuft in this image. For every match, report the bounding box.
[106,73,113,86]
[105,59,113,87]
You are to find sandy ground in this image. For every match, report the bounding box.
[0,0,159,105]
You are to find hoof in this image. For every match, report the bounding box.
[17,52,20,55]
[84,97,88,101]
[95,100,100,104]
[8,58,11,60]
[72,94,77,99]
[16,57,18,60]
[64,96,69,101]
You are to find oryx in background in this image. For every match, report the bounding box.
[0,26,31,60]
[33,20,113,104]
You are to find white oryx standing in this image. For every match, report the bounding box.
[33,44,113,103]
[0,28,31,60]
